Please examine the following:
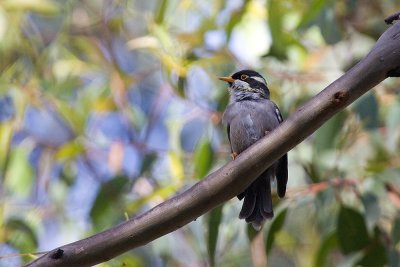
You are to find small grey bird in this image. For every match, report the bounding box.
[219,70,288,230]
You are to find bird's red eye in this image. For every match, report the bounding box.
[240,74,248,80]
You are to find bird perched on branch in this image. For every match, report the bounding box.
[219,70,288,230]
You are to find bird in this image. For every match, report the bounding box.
[219,69,288,230]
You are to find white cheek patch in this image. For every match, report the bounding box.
[251,76,267,86]
[231,79,250,90]
[234,80,249,87]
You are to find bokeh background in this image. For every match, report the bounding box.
[1,0,400,266]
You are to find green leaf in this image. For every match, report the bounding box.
[365,133,391,173]
[266,1,306,59]
[207,205,223,267]
[109,254,145,267]
[3,0,59,14]
[90,176,129,230]
[314,231,337,267]
[194,138,214,179]
[125,185,176,213]
[56,100,86,135]
[225,0,251,40]
[267,0,286,59]
[339,252,364,267]
[297,0,327,29]
[266,207,288,253]
[314,111,347,152]
[337,206,370,254]
[389,249,400,267]
[139,153,157,175]
[386,99,400,150]
[59,162,77,186]
[4,147,33,197]
[356,227,387,267]
[176,75,186,97]
[361,193,380,229]
[168,152,184,182]
[6,218,38,259]
[0,122,12,175]
[352,92,379,130]
[155,0,168,24]
[55,139,84,161]
[386,99,400,127]
[392,216,400,246]
[216,88,230,113]
[318,7,342,44]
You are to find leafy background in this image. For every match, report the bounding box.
[1,0,400,266]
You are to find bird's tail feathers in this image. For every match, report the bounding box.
[238,173,273,230]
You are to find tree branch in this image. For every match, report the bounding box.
[25,18,400,267]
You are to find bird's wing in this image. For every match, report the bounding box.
[222,104,237,154]
[226,123,233,153]
[273,103,283,123]
[273,103,288,198]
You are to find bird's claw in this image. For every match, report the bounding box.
[231,152,238,160]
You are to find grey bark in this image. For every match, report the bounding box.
[25,18,400,267]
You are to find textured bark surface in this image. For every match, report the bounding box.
[25,19,400,267]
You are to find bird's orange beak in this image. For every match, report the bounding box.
[218,76,235,83]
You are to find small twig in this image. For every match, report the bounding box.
[0,251,47,260]
[250,231,267,267]
[286,178,359,197]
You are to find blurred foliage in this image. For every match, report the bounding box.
[0,0,400,266]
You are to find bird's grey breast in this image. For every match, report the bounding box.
[223,100,280,153]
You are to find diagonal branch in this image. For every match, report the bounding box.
[25,18,400,267]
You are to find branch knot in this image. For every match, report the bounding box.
[333,91,348,104]
[50,249,64,260]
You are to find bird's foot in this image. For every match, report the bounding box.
[231,152,238,160]
[264,130,270,136]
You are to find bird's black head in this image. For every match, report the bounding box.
[219,70,270,101]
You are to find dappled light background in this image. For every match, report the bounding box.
[1,0,400,266]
